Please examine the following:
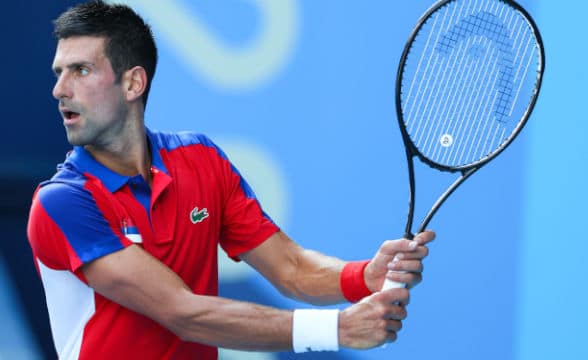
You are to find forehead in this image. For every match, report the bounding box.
[52,36,108,67]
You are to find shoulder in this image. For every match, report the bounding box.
[149,129,229,160]
[28,172,97,265]
[148,129,216,150]
[34,168,94,211]
[29,179,100,240]
[29,174,130,272]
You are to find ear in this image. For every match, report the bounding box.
[123,66,148,103]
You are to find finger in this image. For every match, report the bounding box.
[386,319,403,332]
[405,273,423,289]
[379,239,419,256]
[388,259,424,273]
[379,287,410,306]
[386,271,422,290]
[414,230,436,245]
[386,305,407,321]
[393,245,429,261]
[385,331,398,343]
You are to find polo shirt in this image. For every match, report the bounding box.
[27,128,279,359]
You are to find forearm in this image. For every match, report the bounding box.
[241,232,350,305]
[285,248,346,305]
[84,245,295,351]
[280,232,436,303]
[170,292,292,351]
[83,240,418,353]
[172,288,409,352]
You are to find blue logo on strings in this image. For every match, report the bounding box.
[436,11,514,124]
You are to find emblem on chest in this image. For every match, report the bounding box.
[122,218,143,243]
[190,206,209,224]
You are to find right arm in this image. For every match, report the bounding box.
[83,244,409,351]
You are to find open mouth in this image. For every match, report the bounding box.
[63,111,80,122]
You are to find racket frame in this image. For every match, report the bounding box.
[395,0,545,238]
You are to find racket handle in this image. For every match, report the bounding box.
[381,277,405,291]
[381,232,412,291]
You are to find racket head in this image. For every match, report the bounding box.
[396,0,545,172]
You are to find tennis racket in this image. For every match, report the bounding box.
[382,0,544,291]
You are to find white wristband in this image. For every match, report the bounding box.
[292,309,339,353]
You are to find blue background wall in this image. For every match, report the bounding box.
[0,1,585,359]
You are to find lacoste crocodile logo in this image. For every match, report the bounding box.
[190,207,209,224]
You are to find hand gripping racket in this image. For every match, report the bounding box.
[382,0,544,291]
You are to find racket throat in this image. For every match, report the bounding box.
[403,152,417,240]
[403,154,479,239]
[419,167,479,234]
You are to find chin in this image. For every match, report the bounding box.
[65,131,88,146]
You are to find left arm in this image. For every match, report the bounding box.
[240,230,434,305]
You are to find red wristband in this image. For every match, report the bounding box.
[340,260,372,303]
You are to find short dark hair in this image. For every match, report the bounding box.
[53,0,158,107]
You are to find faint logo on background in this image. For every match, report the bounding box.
[106,0,299,90]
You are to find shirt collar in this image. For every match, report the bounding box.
[65,128,169,193]
[146,127,168,174]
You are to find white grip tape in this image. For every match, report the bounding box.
[382,257,407,291]
[381,276,406,291]
[292,309,339,353]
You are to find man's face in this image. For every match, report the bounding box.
[52,36,127,147]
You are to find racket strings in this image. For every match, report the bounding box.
[400,0,541,168]
[443,7,512,165]
[407,0,501,164]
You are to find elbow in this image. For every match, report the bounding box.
[173,327,192,343]
[166,309,206,343]
[275,280,300,301]
[162,309,192,342]
[161,291,230,345]
[159,291,202,343]
[271,262,305,302]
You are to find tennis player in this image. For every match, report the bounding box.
[27,1,435,359]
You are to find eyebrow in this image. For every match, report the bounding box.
[52,61,95,75]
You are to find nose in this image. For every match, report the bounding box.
[52,73,72,100]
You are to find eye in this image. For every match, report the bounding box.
[77,66,89,76]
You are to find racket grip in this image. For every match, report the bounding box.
[381,276,406,291]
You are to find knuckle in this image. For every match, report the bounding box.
[421,246,429,257]
[388,331,398,342]
[380,240,395,254]
[378,304,390,318]
[400,273,413,284]
[384,239,397,248]
[389,306,407,321]
[379,241,389,252]
[378,331,390,344]
[408,260,420,271]
[399,307,408,319]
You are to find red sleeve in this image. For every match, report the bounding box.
[27,182,133,281]
[199,136,280,260]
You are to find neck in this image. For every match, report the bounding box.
[85,112,152,185]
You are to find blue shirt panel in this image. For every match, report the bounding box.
[38,169,125,266]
